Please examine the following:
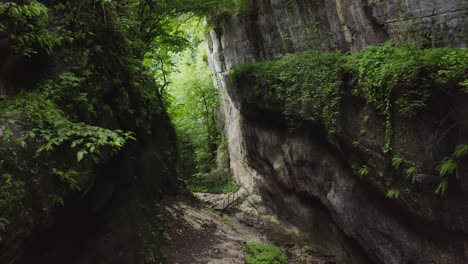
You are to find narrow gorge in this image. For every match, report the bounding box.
[0,0,467,263]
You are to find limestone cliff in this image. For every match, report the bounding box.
[207,0,468,263]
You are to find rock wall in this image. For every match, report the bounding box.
[210,0,467,71]
[207,0,468,263]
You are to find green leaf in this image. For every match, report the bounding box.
[2,128,13,141]
[386,189,401,199]
[436,158,457,177]
[453,144,468,159]
[435,177,449,196]
[406,167,417,183]
[356,165,370,177]
[77,150,87,162]
[392,156,403,168]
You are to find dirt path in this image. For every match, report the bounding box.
[161,191,331,264]
[162,192,265,264]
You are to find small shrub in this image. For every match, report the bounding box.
[243,241,288,264]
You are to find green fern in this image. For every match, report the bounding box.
[406,167,417,183]
[386,189,401,199]
[358,165,369,177]
[433,144,467,195]
[392,156,403,169]
[435,177,449,196]
[437,158,458,177]
[453,144,468,159]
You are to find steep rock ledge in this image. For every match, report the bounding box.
[207,0,468,263]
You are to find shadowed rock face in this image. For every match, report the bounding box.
[207,0,468,263]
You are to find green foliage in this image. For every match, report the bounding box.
[190,169,239,194]
[392,156,403,168]
[229,42,466,198]
[347,42,468,153]
[347,43,419,152]
[348,42,424,111]
[0,1,230,234]
[395,90,430,118]
[167,41,220,176]
[435,177,449,196]
[0,89,135,215]
[230,50,343,133]
[357,165,370,177]
[406,167,417,183]
[347,42,466,195]
[435,144,468,195]
[428,49,468,87]
[0,1,216,249]
[129,0,251,60]
[243,242,288,264]
[0,173,26,231]
[437,158,458,178]
[386,188,401,199]
[52,169,81,191]
[453,144,468,159]
[0,1,62,56]
[0,92,135,164]
[231,42,467,141]
[40,72,95,118]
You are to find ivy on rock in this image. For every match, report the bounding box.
[230,41,468,196]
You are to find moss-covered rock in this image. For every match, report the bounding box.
[221,41,468,263]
